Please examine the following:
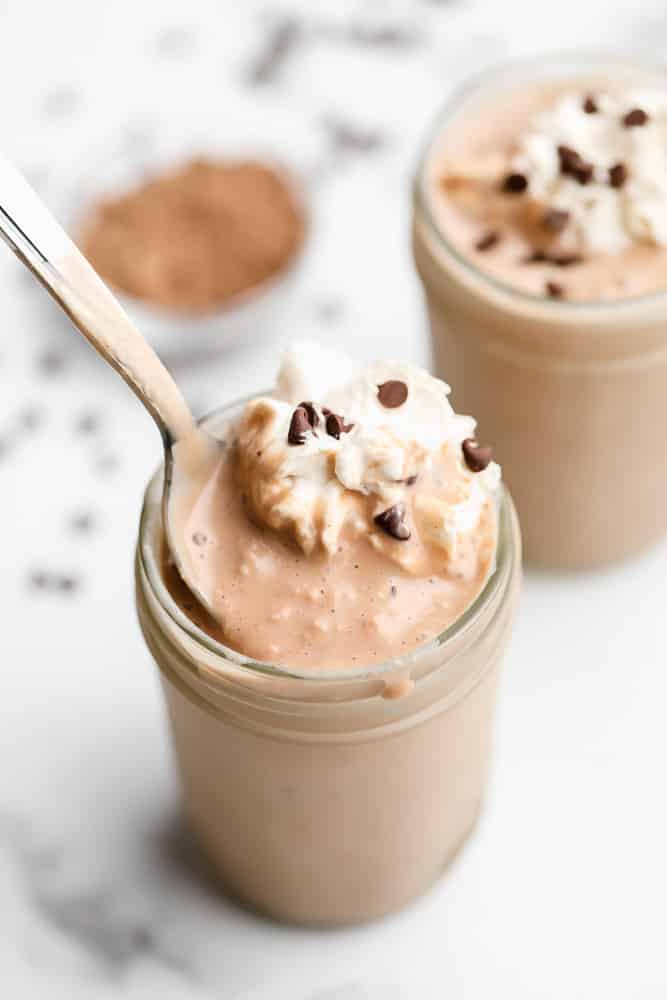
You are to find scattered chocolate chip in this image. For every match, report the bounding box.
[192,531,207,546]
[552,253,583,268]
[582,95,598,114]
[542,208,570,234]
[288,406,311,445]
[95,453,119,477]
[28,570,49,591]
[325,412,353,439]
[501,172,528,194]
[557,145,594,185]
[404,474,418,486]
[314,298,344,324]
[546,280,565,299]
[69,511,95,535]
[73,411,101,435]
[19,406,43,432]
[462,438,493,473]
[323,115,387,156]
[36,349,68,376]
[377,380,408,408]
[246,15,303,86]
[28,570,81,594]
[475,230,501,252]
[299,401,320,428]
[374,503,410,541]
[609,162,628,188]
[341,22,421,49]
[623,107,649,128]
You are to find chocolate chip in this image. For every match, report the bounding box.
[390,584,398,597]
[69,511,95,535]
[75,412,101,435]
[192,531,207,546]
[246,16,302,87]
[582,95,598,114]
[374,503,410,541]
[524,249,548,264]
[37,349,68,377]
[542,208,570,234]
[475,230,501,252]
[552,253,583,268]
[298,401,320,428]
[462,438,493,473]
[609,162,628,188]
[557,145,594,185]
[546,280,565,299]
[288,406,311,445]
[377,380,408,408]
[404,474,418,486]
[19,406,43,432]
[623,107,649,128]
[501,172,528,194]
[325,412,353,439]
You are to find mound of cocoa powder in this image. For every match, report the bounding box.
[79,158,305,313]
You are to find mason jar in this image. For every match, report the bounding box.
[135,400,522,927]
[413,54,667,569]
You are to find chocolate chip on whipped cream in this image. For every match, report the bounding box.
[298,401,320,428]
[623,107,649,128]
[325,411,353,439]
[287,406,311,445]
[377,380,408,408]
[582,95,599,114]
[501,172,528,194]
[374,503,411,541]
[462,438,493,473]
[608,162,628,188]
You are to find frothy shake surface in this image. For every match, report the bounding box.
[164,344,500,670]
[433,79,667,302]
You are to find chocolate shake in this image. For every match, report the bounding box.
[135,344,521,924]
[413,55,667,568]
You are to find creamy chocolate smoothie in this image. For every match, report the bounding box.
[135,344,521,925]
[413,55,667,568]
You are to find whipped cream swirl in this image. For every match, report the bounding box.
[235,343,500,561]
[512,89,667,252]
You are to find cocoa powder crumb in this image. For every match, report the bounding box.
[80,159,306,314]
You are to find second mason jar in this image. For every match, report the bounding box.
[413,55,667,570]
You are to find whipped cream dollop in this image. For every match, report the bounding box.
[235,343,500,563]
[512,89,667,252]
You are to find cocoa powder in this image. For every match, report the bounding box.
[79,158,305,313]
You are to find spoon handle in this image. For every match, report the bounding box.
[0,154,195,445]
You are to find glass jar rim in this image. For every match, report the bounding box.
[414,49,667,315]
[137,395,518,687]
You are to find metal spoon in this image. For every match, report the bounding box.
[0,154,222,617]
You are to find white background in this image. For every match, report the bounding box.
[1,1,666,997]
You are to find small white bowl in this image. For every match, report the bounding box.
[67,113,312,356]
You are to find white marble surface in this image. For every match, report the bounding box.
[2,1,667,996]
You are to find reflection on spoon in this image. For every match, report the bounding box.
[0,153,222,620]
